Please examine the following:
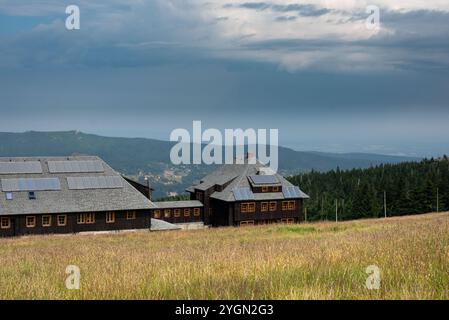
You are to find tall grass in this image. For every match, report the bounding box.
[0,212,448,299]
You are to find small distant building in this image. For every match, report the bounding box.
[0,156,156,237]
[185,159,309,227]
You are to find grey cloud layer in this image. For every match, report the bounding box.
[0,1,448,73]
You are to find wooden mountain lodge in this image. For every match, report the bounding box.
[0,156,157,237]
[1,155,309,237]
[185,159,309,226]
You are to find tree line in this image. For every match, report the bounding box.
[288,157,449,221]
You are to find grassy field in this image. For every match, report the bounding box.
[0,212,448,299]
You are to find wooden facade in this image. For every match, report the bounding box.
[0,156,156,237]
[194,195,304,227]
[151,201,204,225]
[186,161,309,227]
[0,209,151,237]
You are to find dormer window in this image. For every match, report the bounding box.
[28,191,36,200]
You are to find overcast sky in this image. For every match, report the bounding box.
[0,0,448,156]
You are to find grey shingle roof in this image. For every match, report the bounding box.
[187,161,309,202]
[153,200,203,209]
[0,156,156,216]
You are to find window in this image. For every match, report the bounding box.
[282,201,289,211]
[269,201,277,212]
[272,186,280,192]
[126,211,136,220]
[164,209,171,218]
[241,202,256,213]
[26,216,36,228]
[240,220,255,226]
[261,202,268,212]
[5,192,13,200]
[77,213,95,224]
[184,208,191,217]
[1,217,10,229]
[42,215,52,227]
[281,218,295,224]
[106,212,115,223]
[174,209,181,217]
[261,186,269,192]
[57,215,67,226]
[77,213,85,224]
[288,201,295,210]
[86,213,95,224]
[194,208,200,216]
[153,210,161,219]
[28,191,36,200]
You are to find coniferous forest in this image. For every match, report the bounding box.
[288,157,449,221]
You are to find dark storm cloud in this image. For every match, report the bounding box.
[0,1,449,156]
[226,2,332,17]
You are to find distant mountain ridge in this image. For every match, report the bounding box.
[0,131,420,198]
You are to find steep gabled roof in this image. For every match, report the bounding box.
[0,156,156,216]
[186,161,309,202]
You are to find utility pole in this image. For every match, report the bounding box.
[384,191,387,218]
[437,187,439,213]
[335,199,338,223]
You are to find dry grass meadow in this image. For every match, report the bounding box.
[0,212,448,300]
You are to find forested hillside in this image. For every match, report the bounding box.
[288,157,449,221]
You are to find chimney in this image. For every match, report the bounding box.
[144,176,153,201]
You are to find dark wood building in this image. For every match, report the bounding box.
[152,200,203,224]
[186,160,309,227]
[0,156,156,237]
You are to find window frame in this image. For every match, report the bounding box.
[288,201,295,210]
[174,209,181,217]
[57,215,67,226]
[164,209,171,218]
[240,203,248,213]
[261,186,269,192]
[1,217,11,229]
[282,201,289,211]
[184,208,191,217]
[77,213,85,224]
[5,192,13,200]
[240,220,255,226]
[85,213,95,224]
[106,212,115,223]
[193,208,200,216]
[269,201,277,212]
[126,211,136,220]
[42,215,52,227]
[261,202,269,212]
[77,213,95,224]
[26,216,36,228]
[153,210,161,219]
[272,186,280,192]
